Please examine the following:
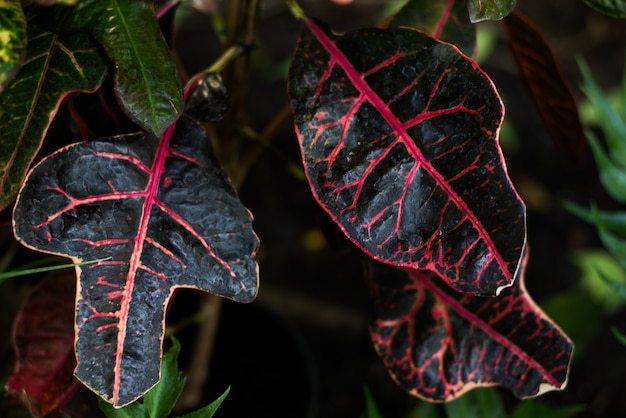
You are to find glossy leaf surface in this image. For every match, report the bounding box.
[0,26,107,210]
[13,116,259,406]
[467,0,516,22]
[7,271,79,417]
[367,255,573,401]
[389,0,476,58]
[42,0,183,137]
[581,0,626,17]
[504,12,586,165]
[288,19,526,295]
[0,0,26,91]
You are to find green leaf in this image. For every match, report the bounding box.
[587,130,626,203]
[0,258,105,282]
[98,396,147,418]
[573,250,626,313]
[144,336,186,418]
[510,400,585,418]
[443,388,506,418]
[178,386,230,418]
[578,57,626,167]
[611,326,626,345]
[389,0,476,57]
[98,336,186,418]
[43,0,183,136]
[581,0,626,17]
[467,0,516,22]
[0,0,26,91]
[0,24,108,210]
[360,387,383,418]
[563,200,626,234]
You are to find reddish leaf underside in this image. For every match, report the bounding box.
[7,271,79,417]
[367,254,573,401]
[503,12,586,166]
[288,19,526,296]
[12,116,259,407]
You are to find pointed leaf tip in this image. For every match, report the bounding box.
[288,19,526,296]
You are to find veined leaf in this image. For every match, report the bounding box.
[581,0,626,17]
[41,0,183,137]
[0,0,26,92]
[467,0,516,22]
[7,271,79,417]
[367,253,573,401]
[504,12,586,165]
[12,114,259,406]
[288,18,526,296]
[389,0,476,58]
[0,25,108,210]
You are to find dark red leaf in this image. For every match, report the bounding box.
[7,271,79,417]
[504,11,586,165]
[288,18,526,296]
[12,115,259,406]
[389,0,476,58]
[367,252,573,401]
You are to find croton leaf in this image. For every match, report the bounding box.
[0,0,26,92]
[7,270,79,417]
[504,12,586,166]
[389,0,476,58]
[12,114,259,405]
[39,0,183,137]
[367,252,573,401]
[467,0,516,22]
[0,25,108,210]
[581,0,626,18]
[288,18,526,296]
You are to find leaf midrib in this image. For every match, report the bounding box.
[305,19,510,282]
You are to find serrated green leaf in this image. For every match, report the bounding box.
[578,58,626,167]
[144,336,186,418]
[389,0,476,57]
[581,0,626,17]
[178,386,230,418]
[0,0,26,92]
[42,0,183,136]
[0,24,108,210]
[467,0,516,22]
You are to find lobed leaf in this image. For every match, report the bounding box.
[7,271,79,417]
[504,12,586,166]
[0,25,108,210]
[0,0,26,92]
[13,115,259,406]
[42,0,183,137]
[581,0,626,17]
[288,18,526,296]
[467,0,516,22]
[367,255,573,401]
[389,0,476,58]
